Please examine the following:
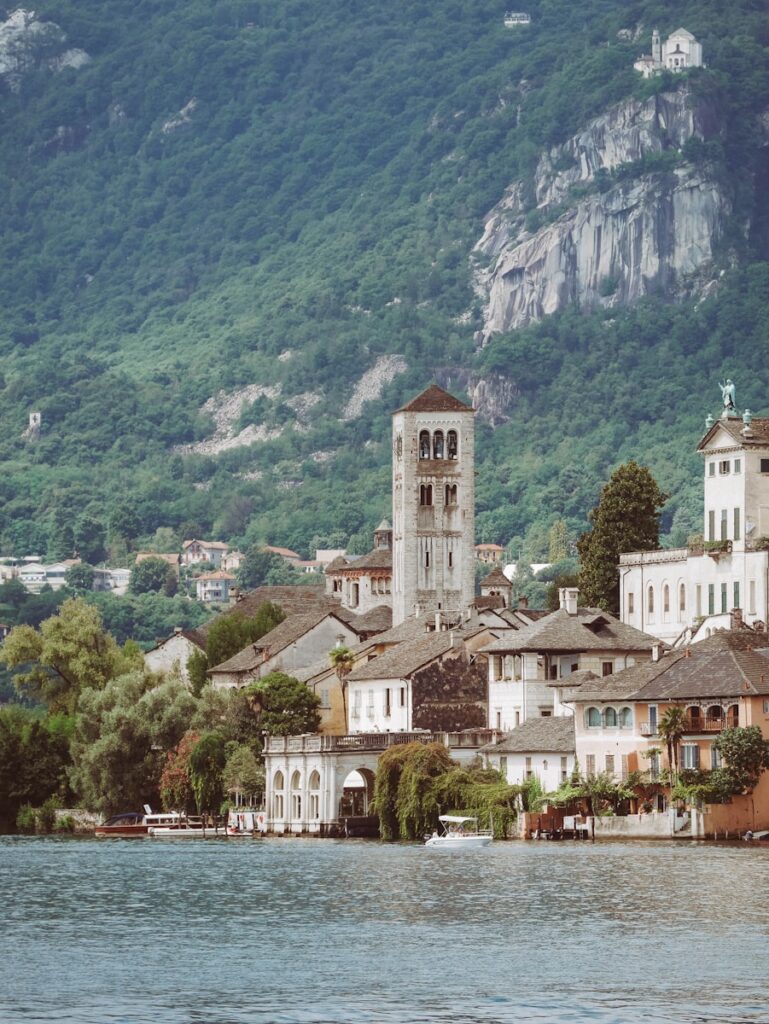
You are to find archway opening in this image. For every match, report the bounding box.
[339,768,376,818]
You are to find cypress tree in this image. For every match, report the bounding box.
[577,461,667,614]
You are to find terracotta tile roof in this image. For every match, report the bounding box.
[347,629,482,682]
[394,384,474,414]
[698,416,769,450]
[481,607,659,655]
[198,570,235,581]
[479,716,575,754]
[135,552,180,566]
[262,545,302,560]
[183,539,229,550]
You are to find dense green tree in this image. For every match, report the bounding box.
[129,557,175,595]
[0,707,73,830]
[204,602,285,669]
[69,672,197,813]
[0,598,134,712]
[188,731,227,815]
[223,742,264,805]
[237,548,303,589]
[248,672,321,736]
[577,461,668,613]
[64,562,95,594]
[714,726,769,794]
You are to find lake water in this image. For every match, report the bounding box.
[2,835,768,1023]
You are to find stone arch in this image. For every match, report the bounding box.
[339,767,376,819]
[419,430,430,459]
[308,770,321,821]
[432,430,444,459]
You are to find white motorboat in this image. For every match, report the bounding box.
[424,815,493,849]
[148,816,222,838]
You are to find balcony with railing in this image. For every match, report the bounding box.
[640,715,738,736]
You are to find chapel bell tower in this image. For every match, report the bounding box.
[391,384,475,626]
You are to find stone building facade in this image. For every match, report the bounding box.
[391,385,476,625]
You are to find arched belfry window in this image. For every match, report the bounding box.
[445,484,457,505]
[419,431,430,459]
[447,430,458,460]
[420,484,433,506]
[433,430,444,459]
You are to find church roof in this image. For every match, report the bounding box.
[335,548,392,572]
[698,416,769,450]
[668,27,695,39]
[481,567,512,588]
[394,384,473,414]
[375,519,392,532]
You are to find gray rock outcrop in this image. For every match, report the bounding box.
[474,88,729,338]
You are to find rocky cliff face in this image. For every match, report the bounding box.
[0,10,89,92]
[474,88,730,338]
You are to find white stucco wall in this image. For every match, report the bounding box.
[485,749,574,791]
[144,633,200,686]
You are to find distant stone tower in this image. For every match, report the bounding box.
[652,28,661,64]
[391,384,475,625]
[23,411,41,441]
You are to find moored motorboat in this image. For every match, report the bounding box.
[424,815,493,849]
[148,815,222,838]
[94,806,183,837]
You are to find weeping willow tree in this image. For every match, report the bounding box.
[373,742,521,841]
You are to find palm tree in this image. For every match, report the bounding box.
[658,705,687,784]
[329,645,355,731]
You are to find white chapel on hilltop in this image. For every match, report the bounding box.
[634,28,704,78]
[619,382,769,644]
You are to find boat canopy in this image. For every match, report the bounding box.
[438,815,478,824]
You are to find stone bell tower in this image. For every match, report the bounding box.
[391,384,475,626]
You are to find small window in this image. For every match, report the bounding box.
[499,755,507,775]
[585,754,596,777]
[721,582,727,614]
[525,756,532,779]
[708,510,715,541]
[604,707,618,727]
[424,549,430,568]
[605,754,615,775]
[763,699,769,715]
[719,460,730,475]
[679,583,686,613]
[720,508,728,542]
[734,581,740,610]
[445,483,457,505]
[708,583,715,615]
[619,707,633,729]
[761,459,769,474]
[585,707,601,728]
[627,592,634,615]
[711,746,721,769]
[734,508,741,542]
[708,463,715,477]
[734,459,741,474]
[681,745,700,770]
[750,580,757,615]
[400,687,406,707]
[560,756,568,782]
[663,584,670,613]
[420,484,433,506]
[601,661,613,677]
[448,550,453,569]
[647,586,654,614]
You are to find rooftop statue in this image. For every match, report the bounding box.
[719,379,736,414]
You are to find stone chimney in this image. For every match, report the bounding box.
[731,607,744,631]
[559,587,579,616]
[518,596,529,610]
[652,642,661,662]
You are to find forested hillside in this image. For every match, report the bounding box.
[2,0,769,563]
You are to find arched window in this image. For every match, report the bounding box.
[585,707,601,728]
[273,771,285,820]
[663,584,670,614]
[445,483,457,505]
[727,703,739,727]
[309,771,321,820]
[619,707,633,729]
[290,770,302,820]
[420,484,433,506]
[706,705,723,725]
[603,707,618,728]
[679,583,686,614]
[419,430,430,459]
[432,430,444,459]
[648,586,655,615]
[447,430,458,459]
[687,705,701,724]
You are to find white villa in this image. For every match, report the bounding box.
[619,396,769,644]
